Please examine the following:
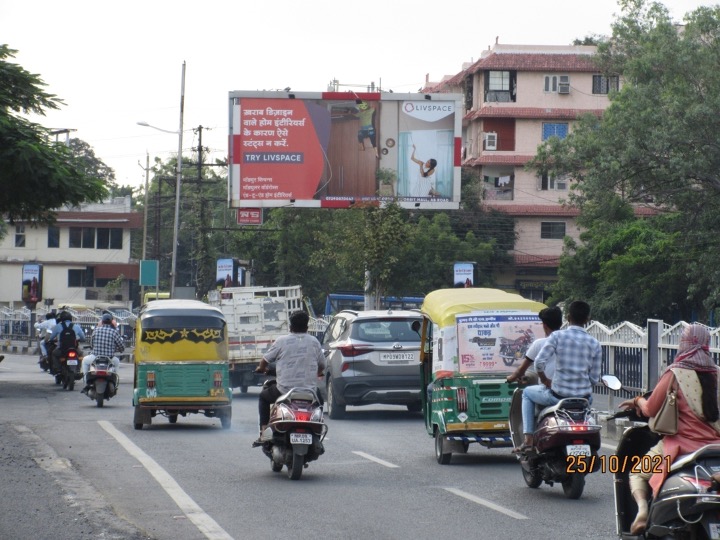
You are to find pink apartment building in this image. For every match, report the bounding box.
[425,43,620,302]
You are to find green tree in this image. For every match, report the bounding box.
[530,1,720,321]
[0,45,107,231]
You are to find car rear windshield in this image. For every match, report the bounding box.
[353,318,420,342]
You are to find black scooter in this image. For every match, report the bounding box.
[509,374,621,499]
[610,406,720,539]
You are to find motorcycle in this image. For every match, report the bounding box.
[84,356,119,407]
[38,339,54,373]
[509,374,621,499]
[59,347,83,391]
[609,406,720,539]
[498,328,535,366]
[255,378,328,480]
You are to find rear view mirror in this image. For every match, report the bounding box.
[411,320,421,335]
[601,374,622,391]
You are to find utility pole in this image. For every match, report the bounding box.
[139,153,150,304]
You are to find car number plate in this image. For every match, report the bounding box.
[381,352,414,362]
[566,444,591,457]
[290,433,312,445]
[66,359,78,366]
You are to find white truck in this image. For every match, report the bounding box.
[208,285,324,391]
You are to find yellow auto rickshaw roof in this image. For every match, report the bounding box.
[139,299,224,320]
[421,288,547,327]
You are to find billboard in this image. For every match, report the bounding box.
[229,91,462,210]
[21,263,42,304]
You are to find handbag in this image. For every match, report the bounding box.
[648,375,678,436]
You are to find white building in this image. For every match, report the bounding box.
[0,196,142,310]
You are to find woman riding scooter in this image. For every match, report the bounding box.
[619,323,720,535]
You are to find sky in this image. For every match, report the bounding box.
[1,0,713,191]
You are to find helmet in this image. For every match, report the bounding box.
[101,313,113,324]
[58,311,72,322]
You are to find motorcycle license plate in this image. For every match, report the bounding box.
[66,359,78,366]
[566,444,591,457]
[290,433,313,445]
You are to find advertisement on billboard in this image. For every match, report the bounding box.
[21,263,43,304]
[453,261,475,287]
[454,312,543,374]
[229,91,462,210]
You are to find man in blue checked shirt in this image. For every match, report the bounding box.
[515,300,602,452]
[81,312,124,394]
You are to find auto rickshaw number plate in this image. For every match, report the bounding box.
[566,444,591,456]
[290,433,312,445]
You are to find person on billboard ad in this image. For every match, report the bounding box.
[410,144,440,197]
[353,100,379,159]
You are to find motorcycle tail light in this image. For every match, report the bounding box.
[294,410,311,422]
[213,371,223,388]
[147,371,156,389]
[456,387,468,413]
[680,475,713,493]
[67,350,77,359]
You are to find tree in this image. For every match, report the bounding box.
[0,45,108,231]
[529,1,720,322]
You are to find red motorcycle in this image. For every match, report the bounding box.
[498,328,535,366]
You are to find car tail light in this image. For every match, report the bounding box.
[338,344,373,357]
[341,362,350,373]
[213,371,223,388]
[456,387,468,412]
[147,371,156,389]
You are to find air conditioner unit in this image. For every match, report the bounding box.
[484,132,497,151]
[558,75,570,94]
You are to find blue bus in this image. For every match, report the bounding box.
[323,293,424,317]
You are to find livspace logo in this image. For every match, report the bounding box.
[402,101,455,122]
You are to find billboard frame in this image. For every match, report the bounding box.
[228,91,463,210]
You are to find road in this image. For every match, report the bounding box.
[0,353,622,540]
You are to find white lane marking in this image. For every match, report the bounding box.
[444,487,528,520]
[98,420,233,540]
[352,450,400,468]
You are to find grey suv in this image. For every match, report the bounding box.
[321,309,423,419]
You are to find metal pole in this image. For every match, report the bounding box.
[141,152,149,304]
[170,61,186,299]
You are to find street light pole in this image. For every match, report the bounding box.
[139,152,150,303]
[170,61,186,299]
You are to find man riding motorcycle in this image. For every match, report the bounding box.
[81,312,124,394]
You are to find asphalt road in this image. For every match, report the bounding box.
[0,353,624,540]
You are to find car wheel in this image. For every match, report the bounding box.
[326,378,346,420]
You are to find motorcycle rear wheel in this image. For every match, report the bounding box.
[522,467,542,489]
[288,452,304,480]
[562,473,585,499]
[96,394,104,408]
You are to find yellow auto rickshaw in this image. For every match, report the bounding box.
[419,288,546,463]
[132,300,232,429]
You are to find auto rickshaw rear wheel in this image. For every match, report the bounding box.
[435,432,452,464]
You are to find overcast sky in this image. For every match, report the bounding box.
[1,0,712,190]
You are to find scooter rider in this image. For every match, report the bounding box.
[81,312,124,394]
[48,311,86,373]
[34,312,58,359]
[252,310,325,447]
[516,301,602,451]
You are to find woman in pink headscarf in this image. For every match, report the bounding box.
[620,323,720,534]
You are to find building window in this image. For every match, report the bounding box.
[14,225,25,247]
[542,123,569,140]
[540,174,568,191]
[592,75,619,94]
[541,222,566,239]
[485,70,516,102]
[68,268,94,287]
[97,228,123,250]
[48,226,60,248]
[69,227,96,248]
[544,75,558,93]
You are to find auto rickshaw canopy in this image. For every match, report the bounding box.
[421,288,547,328]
